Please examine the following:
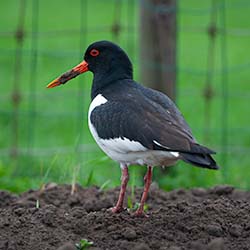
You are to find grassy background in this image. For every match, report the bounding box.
[0,0,250,193]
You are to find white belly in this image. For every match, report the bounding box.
[88,94,180,167]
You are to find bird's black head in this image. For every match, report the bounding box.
[84,40,133,83]
[47,40,133,92]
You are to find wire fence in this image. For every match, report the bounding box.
[0,0,250,189]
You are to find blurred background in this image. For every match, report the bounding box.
[0,0,249,193]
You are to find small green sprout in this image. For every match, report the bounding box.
[75,239,94,250]
[127,200,149,212]
[133,202,149,212]
[127,195,133,209]
[99,179,111,191]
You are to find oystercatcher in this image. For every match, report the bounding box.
[47,40,219,216]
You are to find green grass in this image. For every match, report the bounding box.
[0,0,250,193]
[75,239,94,250]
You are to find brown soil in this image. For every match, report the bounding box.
[0,184,250,250]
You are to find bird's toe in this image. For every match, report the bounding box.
[133,210,149,218]
[109,206,125,213]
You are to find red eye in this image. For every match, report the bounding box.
[90,49,100,57]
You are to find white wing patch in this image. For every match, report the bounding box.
[153,140,170,149]
[170,151,179,157]
[153,140,180,157]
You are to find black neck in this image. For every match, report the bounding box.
[91,67,133,100]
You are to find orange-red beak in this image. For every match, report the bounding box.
[47,60,89,88]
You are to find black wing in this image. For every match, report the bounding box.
[90,81,219,169]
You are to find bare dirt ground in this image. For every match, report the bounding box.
[0,184,250,250]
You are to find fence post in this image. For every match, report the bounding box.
[140,0,177,101]
[11,0,26,159]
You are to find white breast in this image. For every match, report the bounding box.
[88,94,180,167]
[88,94,108,117]
[88,94,109,152]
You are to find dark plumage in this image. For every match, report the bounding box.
[90,81,218,169]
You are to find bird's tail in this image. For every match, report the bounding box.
[180,152,219,170]
[180,144,219,170]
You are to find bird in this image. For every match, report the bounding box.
[47,40,219,216]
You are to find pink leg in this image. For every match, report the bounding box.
[111,164,129,213]
[135,166,153,216]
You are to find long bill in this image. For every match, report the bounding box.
[47,60,89,88]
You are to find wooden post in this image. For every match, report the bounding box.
[11,0,26,159]
[140,0,177,101]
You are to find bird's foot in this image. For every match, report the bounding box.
[133,209,149,218]
[109,206,125,213]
